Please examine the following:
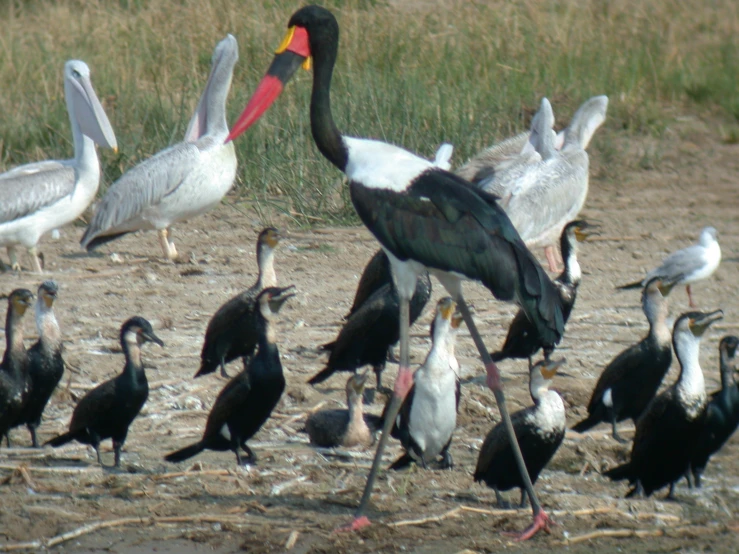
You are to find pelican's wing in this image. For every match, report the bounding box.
[455,131,531,187]
[562,95,608,150]
[468,98,557,196]
[646,244,709,282]
[81,141,203,245]
[0,160,67,181]
[504,150,589,243]
[0,164,76,223]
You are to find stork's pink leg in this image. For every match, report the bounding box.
[457,297,552,541]
[339,298,413,532]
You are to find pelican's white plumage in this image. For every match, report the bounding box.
[0,60,117,272]
[80,34,239,260]
[456,95,607,186]
[456,96,608,271]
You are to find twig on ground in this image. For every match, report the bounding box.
[389,507,462,527]
[285,530,299,550]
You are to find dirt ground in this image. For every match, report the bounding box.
[2,114,739,553]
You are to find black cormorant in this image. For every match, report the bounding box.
[572,277,674,442]
[492,220,596,363]
[0,289,34,443]
[346,249,392,318]
[689,335,739,487]
[309,272,431,392]
[45,316,164,467]
[165,287,293,466]
[13,281,64,447]
[474,358,567,507]
[197,227,280,378]
[605,310,722,498]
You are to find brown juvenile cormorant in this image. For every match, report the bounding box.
[689,335,739,487]
[572,276,675,442]
[13,281,64,447]
[389,297,462,470]
[492,220,596,364]
[474,358,566,508]
[0,289,34,443]
[166,286,293,466]
[197,227,280,378]
[305,371,383,448]
[605,310,722,498]
[309,271,431,392]
[45,316,163,467]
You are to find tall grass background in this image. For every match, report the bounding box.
[0,0,737,225]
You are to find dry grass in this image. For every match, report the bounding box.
[0,0,737,223]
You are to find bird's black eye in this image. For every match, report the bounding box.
[72,69,82,78]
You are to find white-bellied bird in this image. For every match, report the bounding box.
[617,227,721,308]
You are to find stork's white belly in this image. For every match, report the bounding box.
[0,171,99,248]
[138,142,236,230]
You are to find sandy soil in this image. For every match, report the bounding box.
[2,114,739,553]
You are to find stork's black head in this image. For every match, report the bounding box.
[288,5,339,53]
[226,6,339,143]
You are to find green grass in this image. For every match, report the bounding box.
[0,0,738,225]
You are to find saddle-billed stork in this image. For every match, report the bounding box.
[225,5,564,539]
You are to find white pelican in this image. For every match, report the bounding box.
[456,95,608,186]
[618,226,721,307]
[225,6,564,538]
[0,60,117,272]
[80,34,239,261]
[456,96,608,271]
